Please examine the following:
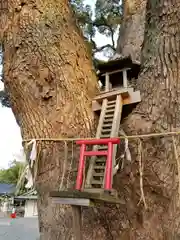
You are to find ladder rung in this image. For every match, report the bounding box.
[100,134,110,138]
[93,172,104,177]
[106,109,115,113]
[101,129,111,133]
[84,151,108,156]
[94,166,105,169]
[102,123,112,128]
[104,118,113,122]
[104,114,114,118]
[107,101,116,105]
[107,100,116,105]
[91,180,103,185]
[106,104,116,109]
[103,119,113,124]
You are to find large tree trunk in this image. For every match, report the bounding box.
[2,0,180,239]
[116,0,147,62]
[120,0,180,238]
[1,1,99,239]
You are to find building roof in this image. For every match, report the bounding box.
[0,183,16,196]
[97,56,140,75]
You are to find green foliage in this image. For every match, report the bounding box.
[70,0,122,57]
[95,0,122,44]
[0,160,27,195]
[71,0,94,38]
[0,160,25,185]
[70,0,95,54]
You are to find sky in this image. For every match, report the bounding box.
[0,0,117,169]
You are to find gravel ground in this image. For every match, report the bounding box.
[0,217,39,240]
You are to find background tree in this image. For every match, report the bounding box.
[70,0,122,58]
[0,160,24,184]
[0,160,27,195]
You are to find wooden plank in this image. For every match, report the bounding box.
[50,190,122,204]
[94,88,130,102]
[50,190,97,199]
[105,73,110,92]
[123,90,141,105]
[92,100,101,112]
[111,95,122,137]
[102,95,122,187]
[85,99,108,188]
[111,95,123,177]
[95,99,108,138]
[72,206,83,240]
[83,188,104,194]
[52,197,93,206]
[123,70,128,88]
[101,68,131,77]
[92,90,141,112]
[84,188,118,197]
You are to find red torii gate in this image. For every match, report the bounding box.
[75,138,120,192]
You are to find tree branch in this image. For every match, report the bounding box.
[93,21,115,48]
[109,26,115,47]
[93,44,116,53]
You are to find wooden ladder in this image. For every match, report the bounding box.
[85,95,123,191]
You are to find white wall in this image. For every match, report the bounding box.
[24,200,38,217]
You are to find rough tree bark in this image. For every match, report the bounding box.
[1,0,99,239]
[120,0,180,238]
[116,0,147,62]
[2,0,180,239]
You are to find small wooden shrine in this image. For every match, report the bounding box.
[50,57,141,239]
[93,57,141,113]
[50,56,141,203]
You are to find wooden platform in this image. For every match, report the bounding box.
[50,190,122,206]
[52,197,94,206]
[94,88,130,102]
[92,88,141,112]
